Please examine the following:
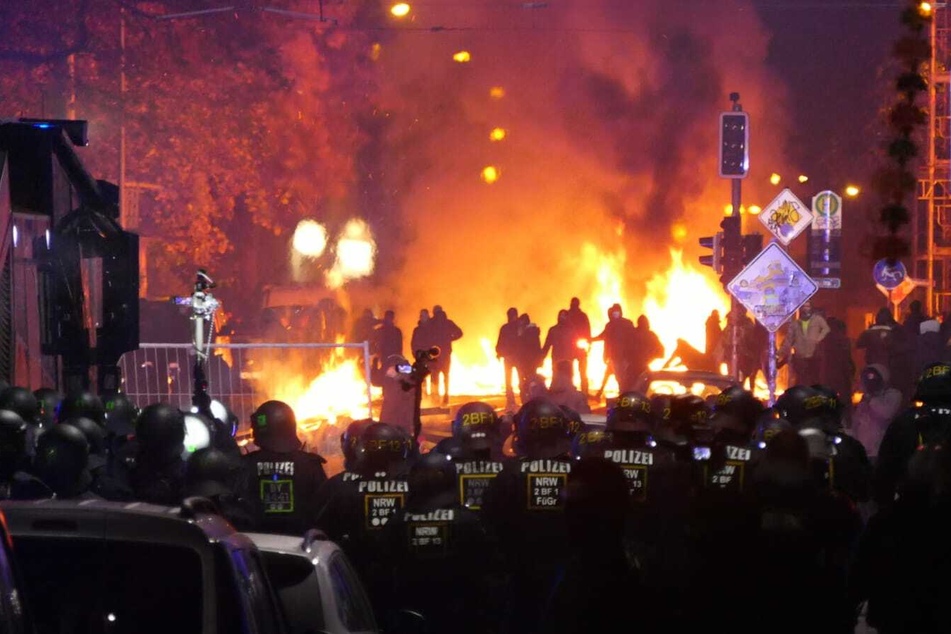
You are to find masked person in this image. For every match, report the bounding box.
[592,304,637,401]
[851,365,902,461]
[374,309,403,361]
[496,307,522,410]
[541,310,576,387]
[242,400,327,534]
[429,306,464,406]
[515,314,542,404]
[565,297,592,397]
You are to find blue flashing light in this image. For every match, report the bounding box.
[32,123,53,129]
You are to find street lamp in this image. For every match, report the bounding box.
[391,3,411,18]
[845,185,860,197]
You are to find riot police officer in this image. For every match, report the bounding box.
[482,398,573,634]
[130,403,187,505]
[706,386,763,493]
[33,424,97,499]
[385,451,491,633]
[0,386,44,456]
[242,400,327,534]
[62,416,133,500]
[442,401,505,511]
[186,447,257,530]
[874,362,951,507]
[315,422,412,620]
[0,409,50,499]
[59,390,106,427]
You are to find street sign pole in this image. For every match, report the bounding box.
[731,178,741,383]
[767,330,777,406]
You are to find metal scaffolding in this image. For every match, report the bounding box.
[916,4,951,314]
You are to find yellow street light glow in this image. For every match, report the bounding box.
[490,127,507,141]
[723,204,734,216]
[453,51,471,63]
[919,2,933,17]
[748,205,762,216]
[845,185,860,197]
[481,165,500,184]
[769,173,781,186]
[489,86,506,99]
[798,175,809,183]
[390,3,411,17]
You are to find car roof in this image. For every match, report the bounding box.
[245,530,341,561]
[0,498,244,547]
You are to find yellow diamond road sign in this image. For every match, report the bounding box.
[758,188,813,246]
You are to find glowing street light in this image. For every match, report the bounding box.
[919,2,933,18]
[798,175,809,184]
[292,219,328,257]
[390,3,411,17]
[481,166,500,184]
[489,86,506,99]
[769,173,781,186]
[748,205,762,216]
[489,127,507,141]
[452,50,471,63]
[845,185,860,197]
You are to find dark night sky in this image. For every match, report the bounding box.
[753,0,902,180]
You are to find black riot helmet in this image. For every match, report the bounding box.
[774,385,826,428]
[250,400,301,453]
[712,386,764,435]
[452,402,499,452]
[810,384,845,432]
[185,447,244,499]
[753,411,793,449]
[514,398,571,459]
[670,394,709,426]
[59,391,106,427]
[33,423,91,497]
[571,429,615,460]
[607,391,653,433]
[136,403,186,464]
[355,422,411,476]
[649,394,672,428]
[341,419,373,471]
[407,450,457,509]
[102,391,139,437]
[561,406,585,438]
[914,362,951,406]
[0,409,28,479]
[33,388,63,428]
[0,387,39,425]
[913,405,951,447]
[61,417,107,457]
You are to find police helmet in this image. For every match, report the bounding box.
[407,450,456,507]
[185,447,243,499]
[649,394,672,428]
[341,419,373,471]
[61,417,107,458]
[103,391,139,437]
[0,387,39,424]
[514,398,571,459]
[670,394,709,427]
[809,384,845,432]
[914,362,951,405]
[752,412,793,449]
[913,404,951,447]
[561,406,585,438]
[713,386,763,433]
[33,388,63,427]
[250,400,301,453]
[136,403,186,463]
[356,422,411,476]
[182,412,215,459]
[34,423,91,496]
[607,391,653,433]
[59,391,106,427]
[0,409,28,477]
[452,402,499,451]
[571,429,614,460]
[774,385,827,428]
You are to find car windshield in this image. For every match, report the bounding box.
[14,537,202,634]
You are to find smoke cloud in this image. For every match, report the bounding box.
[369,0,793,368]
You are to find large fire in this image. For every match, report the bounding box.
[266,245,732,427]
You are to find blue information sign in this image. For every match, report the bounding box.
[872,259,907,291]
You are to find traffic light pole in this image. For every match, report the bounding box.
[730,176,741,383]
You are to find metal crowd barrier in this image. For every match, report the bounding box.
[119,342,373,429]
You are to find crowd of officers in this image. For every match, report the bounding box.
[2,363,951,633]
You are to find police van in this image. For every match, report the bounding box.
[1,497,285,634]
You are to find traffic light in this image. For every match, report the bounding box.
[718,112,749,178]
[719,215,742,286]
[698,232,723,272]
[741,233,764,266]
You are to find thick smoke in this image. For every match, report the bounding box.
[372,0,792,368]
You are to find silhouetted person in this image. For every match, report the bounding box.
[375,309,403,360]
[705,310,722,370]
[819,317,855,405]
[496,307,521,410]
[565,297,592,396]
[851,364,902,461]
[515,314,542,404]
[541,310,576,386]
[429,306,463,406]
[627,315,663,388]
[593,304,636,400]
[351,308,380,346]
[856,307,896,368]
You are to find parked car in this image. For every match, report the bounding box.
[1,497,285,634]
[246,530,378,634]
